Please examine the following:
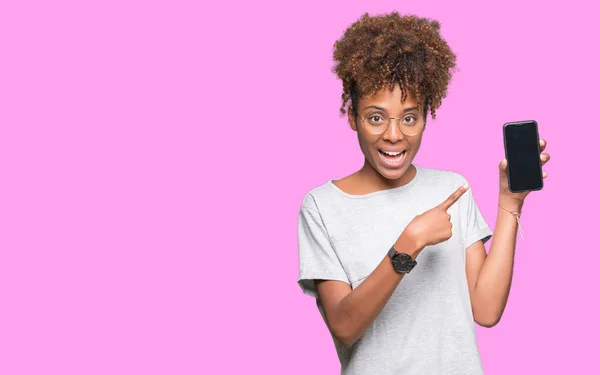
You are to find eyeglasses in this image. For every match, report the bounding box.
[359,113,425,136]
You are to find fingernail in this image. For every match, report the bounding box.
[463,183,470,189]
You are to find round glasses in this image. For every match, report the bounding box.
[359,113,425,136]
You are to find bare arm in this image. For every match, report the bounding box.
[466,195,522,327]
[316,235,419,347]
[466,140,550,327]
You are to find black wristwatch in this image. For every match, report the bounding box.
[388,246,417,273]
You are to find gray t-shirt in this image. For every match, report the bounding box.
[297,165,493,375]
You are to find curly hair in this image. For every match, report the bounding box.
[333,12,457,120]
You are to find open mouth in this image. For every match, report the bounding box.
[378,149,407,166]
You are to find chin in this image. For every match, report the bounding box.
[379,168,408,181]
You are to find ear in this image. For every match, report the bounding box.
[348,106,358,131]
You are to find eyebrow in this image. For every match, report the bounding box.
[363,105,419,113]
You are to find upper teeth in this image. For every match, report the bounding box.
[383,151,402,156]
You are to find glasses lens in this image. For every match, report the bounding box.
[365,115,388,134]
[399,122,422,136]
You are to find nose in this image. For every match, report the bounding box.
[382,118,405,142]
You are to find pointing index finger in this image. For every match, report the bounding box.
[439,183,470,211]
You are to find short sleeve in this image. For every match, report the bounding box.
[463,182,493,248]
[297,196,350,298]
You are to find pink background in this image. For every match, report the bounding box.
[0,0,597,374]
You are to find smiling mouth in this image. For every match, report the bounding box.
[378,149,407,166]
[379,149,406,157]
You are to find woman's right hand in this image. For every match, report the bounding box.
[397,183,470,257]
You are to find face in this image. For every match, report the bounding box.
[349,84,426,184]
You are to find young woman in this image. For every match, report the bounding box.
[296,12,550,374]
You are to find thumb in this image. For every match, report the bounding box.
[499,158,507,170]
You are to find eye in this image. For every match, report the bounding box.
[403,116,418,125]
[368,115,385,124]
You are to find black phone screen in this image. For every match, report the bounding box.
[503,121,543,192]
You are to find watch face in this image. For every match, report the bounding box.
[392,253,415,273]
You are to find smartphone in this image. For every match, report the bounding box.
[503,120,543,193]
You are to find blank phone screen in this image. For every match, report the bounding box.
[504,121,543,192]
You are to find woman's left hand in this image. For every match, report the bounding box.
[499,138,550,204]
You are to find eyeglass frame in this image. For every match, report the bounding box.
[358,112,427,136]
